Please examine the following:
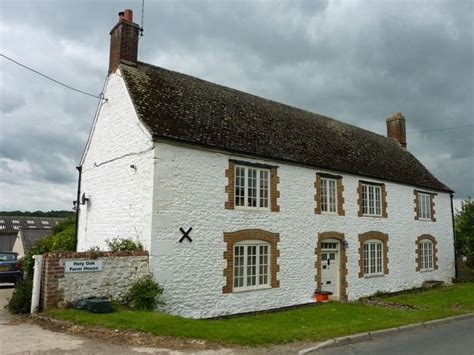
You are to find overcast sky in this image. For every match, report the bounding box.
[0,0,473,212]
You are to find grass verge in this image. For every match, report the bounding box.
[46,283,474,346]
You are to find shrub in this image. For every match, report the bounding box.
[124,274,164,311]
[23,217,76,276]
[5,278,33,314]
[106,237,143,252]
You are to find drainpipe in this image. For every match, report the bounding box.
[74,165,82,252]
[450,193,458,280]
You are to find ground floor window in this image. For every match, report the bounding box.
[358,231,389,277]
[363,240,383,275]
[419,240,433,270]
[234,242,269,290]
[223,229,280,293]
[416,235,438,272]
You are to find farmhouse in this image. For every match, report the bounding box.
[77,9,455,318]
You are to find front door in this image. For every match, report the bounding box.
[320,241,340,299]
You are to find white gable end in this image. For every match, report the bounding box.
[77,71,155,251]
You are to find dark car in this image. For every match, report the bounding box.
[0,251,22,284]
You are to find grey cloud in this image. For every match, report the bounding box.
[0,0,472,210]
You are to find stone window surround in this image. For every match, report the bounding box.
[358,231,389,278]
[314,173,345,216]
[357,181,388,218]
[315,231,348,300]
[225,159,280,212]
[414,190,437,222]
[223,229,280,294]
[416,234,438,271]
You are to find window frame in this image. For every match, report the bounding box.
[320,177,338,214]
[361,183,382,217]
[362,239,384,276]
[234,164,271,211]
[419,240,434,271]
[233,240,271,292]
[418,192,431,220]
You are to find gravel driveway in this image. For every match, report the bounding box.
[0,286,305,354]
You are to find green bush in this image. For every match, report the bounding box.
[5,278,33,314]
[106,237,143,252]
[7,218,76,314]
[123,274,164,311]
[23,217,76,276]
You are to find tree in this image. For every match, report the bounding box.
[455,197,474,268]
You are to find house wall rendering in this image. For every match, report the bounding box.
[77,73,155,251]
[149,142,454,318]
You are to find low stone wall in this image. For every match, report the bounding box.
[41,250,149,309]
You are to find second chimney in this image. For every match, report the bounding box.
[386,112,407,148]
[108,9,140,74]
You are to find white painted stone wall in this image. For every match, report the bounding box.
[150,142,455,318]
[77,71,154,251]
[77,71,454,319]
[58,255,149,303]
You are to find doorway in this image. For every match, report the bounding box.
[320,240,340,299]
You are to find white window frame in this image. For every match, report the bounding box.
[363,240,384,276]
[419,240,434,271]
[234,165,270,210]
[418,193,431,220]
[362,183,382,216]
[320,177,338,214]
[233,240,270,291]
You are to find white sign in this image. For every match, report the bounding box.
[64,260,103,273]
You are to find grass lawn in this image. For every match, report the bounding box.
[46,283,474,346]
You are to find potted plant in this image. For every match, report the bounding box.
[314,289,333,302]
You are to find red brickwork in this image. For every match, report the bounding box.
[41,250,148,310]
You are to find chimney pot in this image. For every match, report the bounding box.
[123,9,133,22]
[386,112,407,148]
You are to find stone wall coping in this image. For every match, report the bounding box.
[43,250,149,258]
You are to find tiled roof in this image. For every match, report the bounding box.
[120,62,451,192]
[0,216,63,235]
[0,235,16,251]
[19,229,53,253]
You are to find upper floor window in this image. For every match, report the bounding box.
[362,183,382,216]
[321,178,337,213]
[315,173,345,216]
[225,160,280,212]
[235,165,269,209]
[357,181,387,218]
[414,191,436,222]
[418,193,431,220]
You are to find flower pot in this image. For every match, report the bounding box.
[314,290,332,302]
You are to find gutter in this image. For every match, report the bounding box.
[450,193,458,279]
[74,165,82,252]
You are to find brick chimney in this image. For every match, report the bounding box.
[108,9,140,74]
[386,112,407,148]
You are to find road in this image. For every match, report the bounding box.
[315,317,474,355]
